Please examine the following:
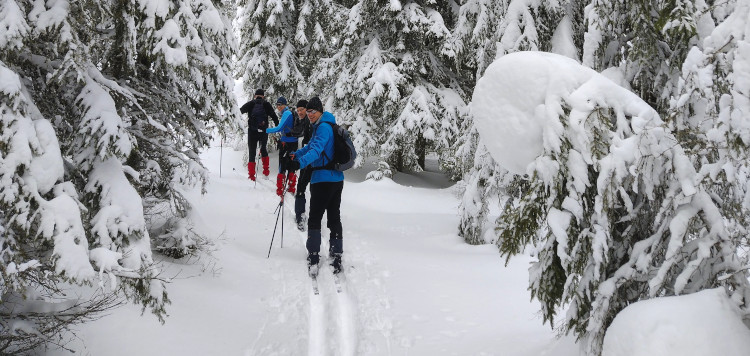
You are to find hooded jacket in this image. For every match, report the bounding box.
[265,108,298,143]
[293,111,345,184]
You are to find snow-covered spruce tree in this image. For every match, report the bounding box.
[451,0,506,84]
[457,144,519,245]
[321,0,464,171]
[0,60,107,355]
[102,0,239,257]
[378,1,464,172]
[2,0,237,351]
[294,0,347,87]
[236,0,305,99]
[582,0,703,112]
[454,0,586,244]
[668,0,750,303]
[2,0,154,352]
[475,53,750,356]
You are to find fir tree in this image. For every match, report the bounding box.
[484,53,750,356]
[1,0,237,351]
[322,0,464,171]
[582,0,701,111]
[668,0,750,311]
[454,0,585,244]
[236,0,305,99]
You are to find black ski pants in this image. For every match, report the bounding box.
[277,141,298,174]
[307,181,344,255]
[295,168,312,218]
[248,130,268,161]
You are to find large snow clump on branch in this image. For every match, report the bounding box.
[471,51,657,174]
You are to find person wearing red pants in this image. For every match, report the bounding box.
[239,89,277,180]
[265,96,299,196]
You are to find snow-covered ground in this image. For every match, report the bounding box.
[49,142,578,355]
[603,288,750,356]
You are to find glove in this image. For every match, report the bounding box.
[286,159,300,171]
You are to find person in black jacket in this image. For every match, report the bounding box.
[290,99,313,231]
[239,89,278,180]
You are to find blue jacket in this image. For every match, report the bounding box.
[266,109,297,143]
[294,112,345,184]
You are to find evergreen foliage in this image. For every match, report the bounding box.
[1,0,236,351]
[236,0,305,99]
[239,0,467,171]
[492,76,749,354]
[450,0,750,353]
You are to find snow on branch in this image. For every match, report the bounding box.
[472,51,749,355]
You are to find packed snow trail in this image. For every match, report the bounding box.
[308,288,326,355]
[301,228,359,356]
[47,143,577,356]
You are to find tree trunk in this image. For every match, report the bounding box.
[416,134,426,170]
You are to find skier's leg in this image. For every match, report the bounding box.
[307,182,329,267]
[295,168,311,219]
[277,142,286,174]
[286,142,298,194]
[260,133,270,176]
[247,131,258,180]
[326,181,344,272]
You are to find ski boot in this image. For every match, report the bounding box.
[307,252,320,277]
[329,234,343,274]
[296,213,307,232]
[330,253,342,274]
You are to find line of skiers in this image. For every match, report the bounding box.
[240,89,344,275]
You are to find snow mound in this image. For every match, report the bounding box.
[470,51,655,174]
[602,288,750,356]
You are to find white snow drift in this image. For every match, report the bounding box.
[602,288,750,356]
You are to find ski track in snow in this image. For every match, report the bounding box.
[47,145,578,356]
[301,210,362,356]
[247,194,389,356]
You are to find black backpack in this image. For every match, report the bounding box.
[313,122,357,172]
[249,98,267,130]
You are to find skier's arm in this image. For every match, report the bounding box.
[265,102,279,126]
[266,111,291,134]
[296,124,332,169]
[239,101,252,114]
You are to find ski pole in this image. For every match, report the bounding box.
[255,148,260,188]
[267,153,292,257]
[279,151,292,249]
[281,175,287,249]
[267,199,283,258]
[268,174,291,257]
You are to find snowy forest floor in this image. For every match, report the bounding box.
[49,142,578,356]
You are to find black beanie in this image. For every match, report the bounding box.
[254,88,264,96]
[296,99,308,108]
[306,96,324,113]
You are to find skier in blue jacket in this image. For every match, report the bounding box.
[285,97,345,275]
[266,96,299,196]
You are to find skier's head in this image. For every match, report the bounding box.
[254,88,264,99]
[306,96,324,123]
[296,99,308,119]
[276,96,288,112]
